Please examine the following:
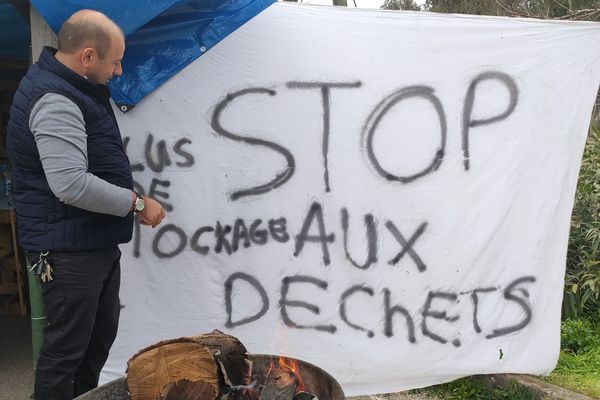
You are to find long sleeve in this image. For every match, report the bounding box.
[29,92,132,217]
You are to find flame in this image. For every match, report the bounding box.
[278,356,305,393]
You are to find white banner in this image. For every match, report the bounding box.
[102,3,600,395]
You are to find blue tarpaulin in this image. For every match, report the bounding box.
[30,0,275,110]
[0,0,30,60]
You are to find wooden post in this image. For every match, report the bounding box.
[27,5,56,367]
[8,209,25,316]
[30,6,57,62]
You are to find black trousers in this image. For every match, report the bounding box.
[32,247,122,400]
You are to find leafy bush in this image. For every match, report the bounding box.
[561,319,600,353]
[564,124,600,322]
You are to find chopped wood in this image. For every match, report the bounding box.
[159,379,217,400]
[189,330,252,395]
[126,338,219,400]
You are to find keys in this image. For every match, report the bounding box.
[41,259,53,282]
[28,251,53,282]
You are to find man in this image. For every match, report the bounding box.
[6,10,165,399]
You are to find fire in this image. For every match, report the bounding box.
[278,356,305,393]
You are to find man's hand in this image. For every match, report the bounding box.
[138,196,165,228]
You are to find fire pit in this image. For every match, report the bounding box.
[75,354,345,400]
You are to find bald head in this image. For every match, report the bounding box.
[57,10,123,59]
[54,10,125,84]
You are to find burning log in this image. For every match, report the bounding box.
[258,364,298,400]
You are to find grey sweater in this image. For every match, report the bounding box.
[29,92,132,217]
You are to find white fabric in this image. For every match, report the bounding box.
[102,3,600,395]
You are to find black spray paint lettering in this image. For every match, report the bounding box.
[466,287,497,334]
[141,203,426,263]
[486,276,536,339]
[173,138,195,167]
[192,221,280,256]
[269,218,290,243]
[152,224,187,259]
[341,208,378,270]
[224,272,269,328]
[280,275,337,333]
[190,226,214,255]
[294,202,335,266]
[385,221,428,272]
[339,285,375,338]
[363,86,447,183]
[286,81,362,192]
[421,291,461,347]
[124,134,195,173]
[383,288,416,343]
[126,70,518,211]
[127,135,193,258]
[223,274,536,342]
[232,219,251,252]
[145,133,171,173]
[462,71,519,170]
[249,219,267,245]
[149,178,173,212]
[132,178,175,258]
[215,222,233,255]
[211,88,296,201]
[138,216,289,259]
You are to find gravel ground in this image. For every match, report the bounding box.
[0,315,35,400]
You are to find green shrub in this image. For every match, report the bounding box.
[564,124,600,322]
[561,319,600,353]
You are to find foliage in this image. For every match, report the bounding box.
[544,319,600,397]
[381,0,422,11]
[421,377,535,400]
[498,0,600,19]
[564,124,600,322]
[561,318,600,353]
[423,0,600,19]
[423,0,502,15]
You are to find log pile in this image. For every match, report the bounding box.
[125,330,325,399]
[126,330,253,400]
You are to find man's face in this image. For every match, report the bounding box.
[87,32,124,85]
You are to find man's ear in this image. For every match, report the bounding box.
[81,47,97,68]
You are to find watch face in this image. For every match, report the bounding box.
[135,197,145,212]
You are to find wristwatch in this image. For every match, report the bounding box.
[133,193,145,213]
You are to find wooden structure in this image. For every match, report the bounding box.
[0,51,28,316]
[0,208,26,315]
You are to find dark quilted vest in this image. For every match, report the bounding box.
[6,46,134,252]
